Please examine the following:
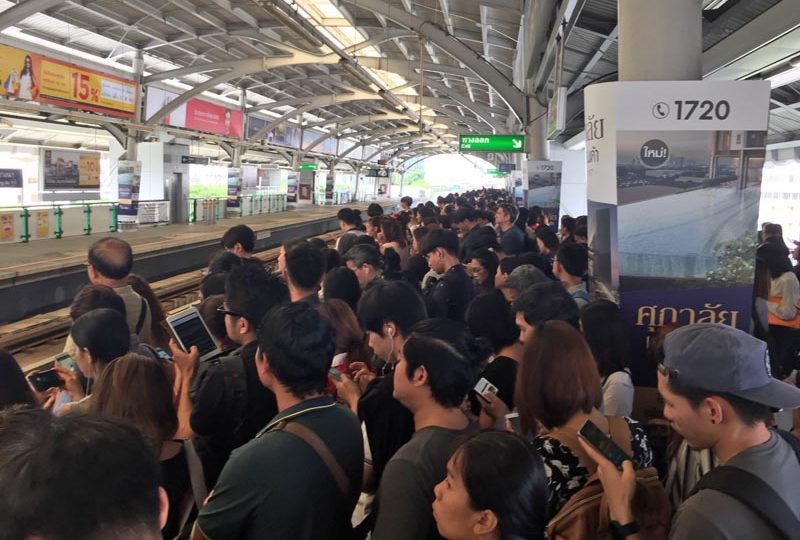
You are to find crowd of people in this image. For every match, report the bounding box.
[1,188,799,540]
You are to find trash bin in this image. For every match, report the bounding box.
[204,199,216,225]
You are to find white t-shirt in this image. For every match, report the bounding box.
[601,369,634,417]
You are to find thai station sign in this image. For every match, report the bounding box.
[584,80,771,384]
[459,135,525,153]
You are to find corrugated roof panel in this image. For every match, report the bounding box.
[703,0,782,50]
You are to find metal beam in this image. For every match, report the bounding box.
[355,56,473,79]
[304,112,409,129]
[340,126,424,158]
[567,26,617,94]
[339,0,527,122]
[703,0,800,79]
[248,90,376,114]
[0,0,62,31]
[145,53,339,126]
[365,137,435,162]
[533,0,585,91]
[771,99,800,123]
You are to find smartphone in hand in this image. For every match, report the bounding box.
[28,369,64,392]
[578,419,631,470]
[473,377,499,402]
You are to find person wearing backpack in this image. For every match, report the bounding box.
[513,320,664,536]
[582,323,800,540]
[189,262,290,486]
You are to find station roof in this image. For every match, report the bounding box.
[0,0,798,167]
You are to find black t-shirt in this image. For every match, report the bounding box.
[358,370,415,484]
[160,445,190,540]
[426,264,474,321]
[469,355,517,415]
[189,341,278,486]
[196,396,364,540]
[406,254,429,285]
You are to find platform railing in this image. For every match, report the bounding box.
[187,194,287,223]
[0,202,118,244]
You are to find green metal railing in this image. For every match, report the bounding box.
[0,202,118,243]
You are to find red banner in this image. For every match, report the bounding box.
[185,99,243,138]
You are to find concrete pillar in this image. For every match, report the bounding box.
[125,50,145,161]
[618,0,702,81]
[526,97,548,160]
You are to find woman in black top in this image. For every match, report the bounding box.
[465,291,523,427]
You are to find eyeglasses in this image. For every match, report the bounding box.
[217,306,243,318]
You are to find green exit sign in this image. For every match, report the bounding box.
[299,163,317,170]
[487,169,507,175]
[459,134,525,153]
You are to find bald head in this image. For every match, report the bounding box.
[88,237,134,281]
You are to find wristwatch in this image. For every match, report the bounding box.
[609,520,640,539]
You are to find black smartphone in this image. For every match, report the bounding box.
[578,419,631,470]
[27,369,63,392]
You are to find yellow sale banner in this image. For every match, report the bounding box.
[0,44,136,118]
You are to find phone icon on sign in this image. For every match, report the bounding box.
[652,102,669,119]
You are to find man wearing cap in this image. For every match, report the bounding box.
[420,229,474,321]
[579,323,800,540]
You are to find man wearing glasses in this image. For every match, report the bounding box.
[189,262,290,486]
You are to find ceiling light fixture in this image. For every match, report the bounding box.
[767,59,800,88]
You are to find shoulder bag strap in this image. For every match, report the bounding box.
[183,439,209,508]
[135,296,148,334]
[278,421,351,498]
[690,466,800,540]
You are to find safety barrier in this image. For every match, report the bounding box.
[0,202,117,244]
[188,194,287,223]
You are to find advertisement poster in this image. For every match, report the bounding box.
[0,214,14,241]
[226,167,241,209]
[527,161,562,224]
[0,169,23,188]
[287,173,298,203]
[325,173,334,202]
[42,150,100,190]
[34,211,49,238]
[584,81,770,384]
[0,44,136,118]
[145,88,242,137]
[117,160,141,223]
[298,182,312,201]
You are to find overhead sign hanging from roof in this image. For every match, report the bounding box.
[0,44,137,119]
[459,135,525,153]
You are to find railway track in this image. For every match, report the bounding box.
[1,231,339,372]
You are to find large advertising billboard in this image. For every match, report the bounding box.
[145,87,243,137]
[584,80,770,384]
[42,150,100,190]
[0,44,137,118]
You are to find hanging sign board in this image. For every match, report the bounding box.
[459,135,525,153]
[181,155,210,165]
[0,44,137,118]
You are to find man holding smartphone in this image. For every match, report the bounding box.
[581,324,800,539]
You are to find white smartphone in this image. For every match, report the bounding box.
[473,377,499,401]
[165,307,220,361]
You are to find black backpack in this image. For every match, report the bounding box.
[689,429,800,540]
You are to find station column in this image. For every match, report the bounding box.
[618,0,702,81]
[125,49,145,161]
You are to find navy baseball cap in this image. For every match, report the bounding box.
[663,323,800,410]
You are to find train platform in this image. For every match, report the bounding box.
[0,200,396,324]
